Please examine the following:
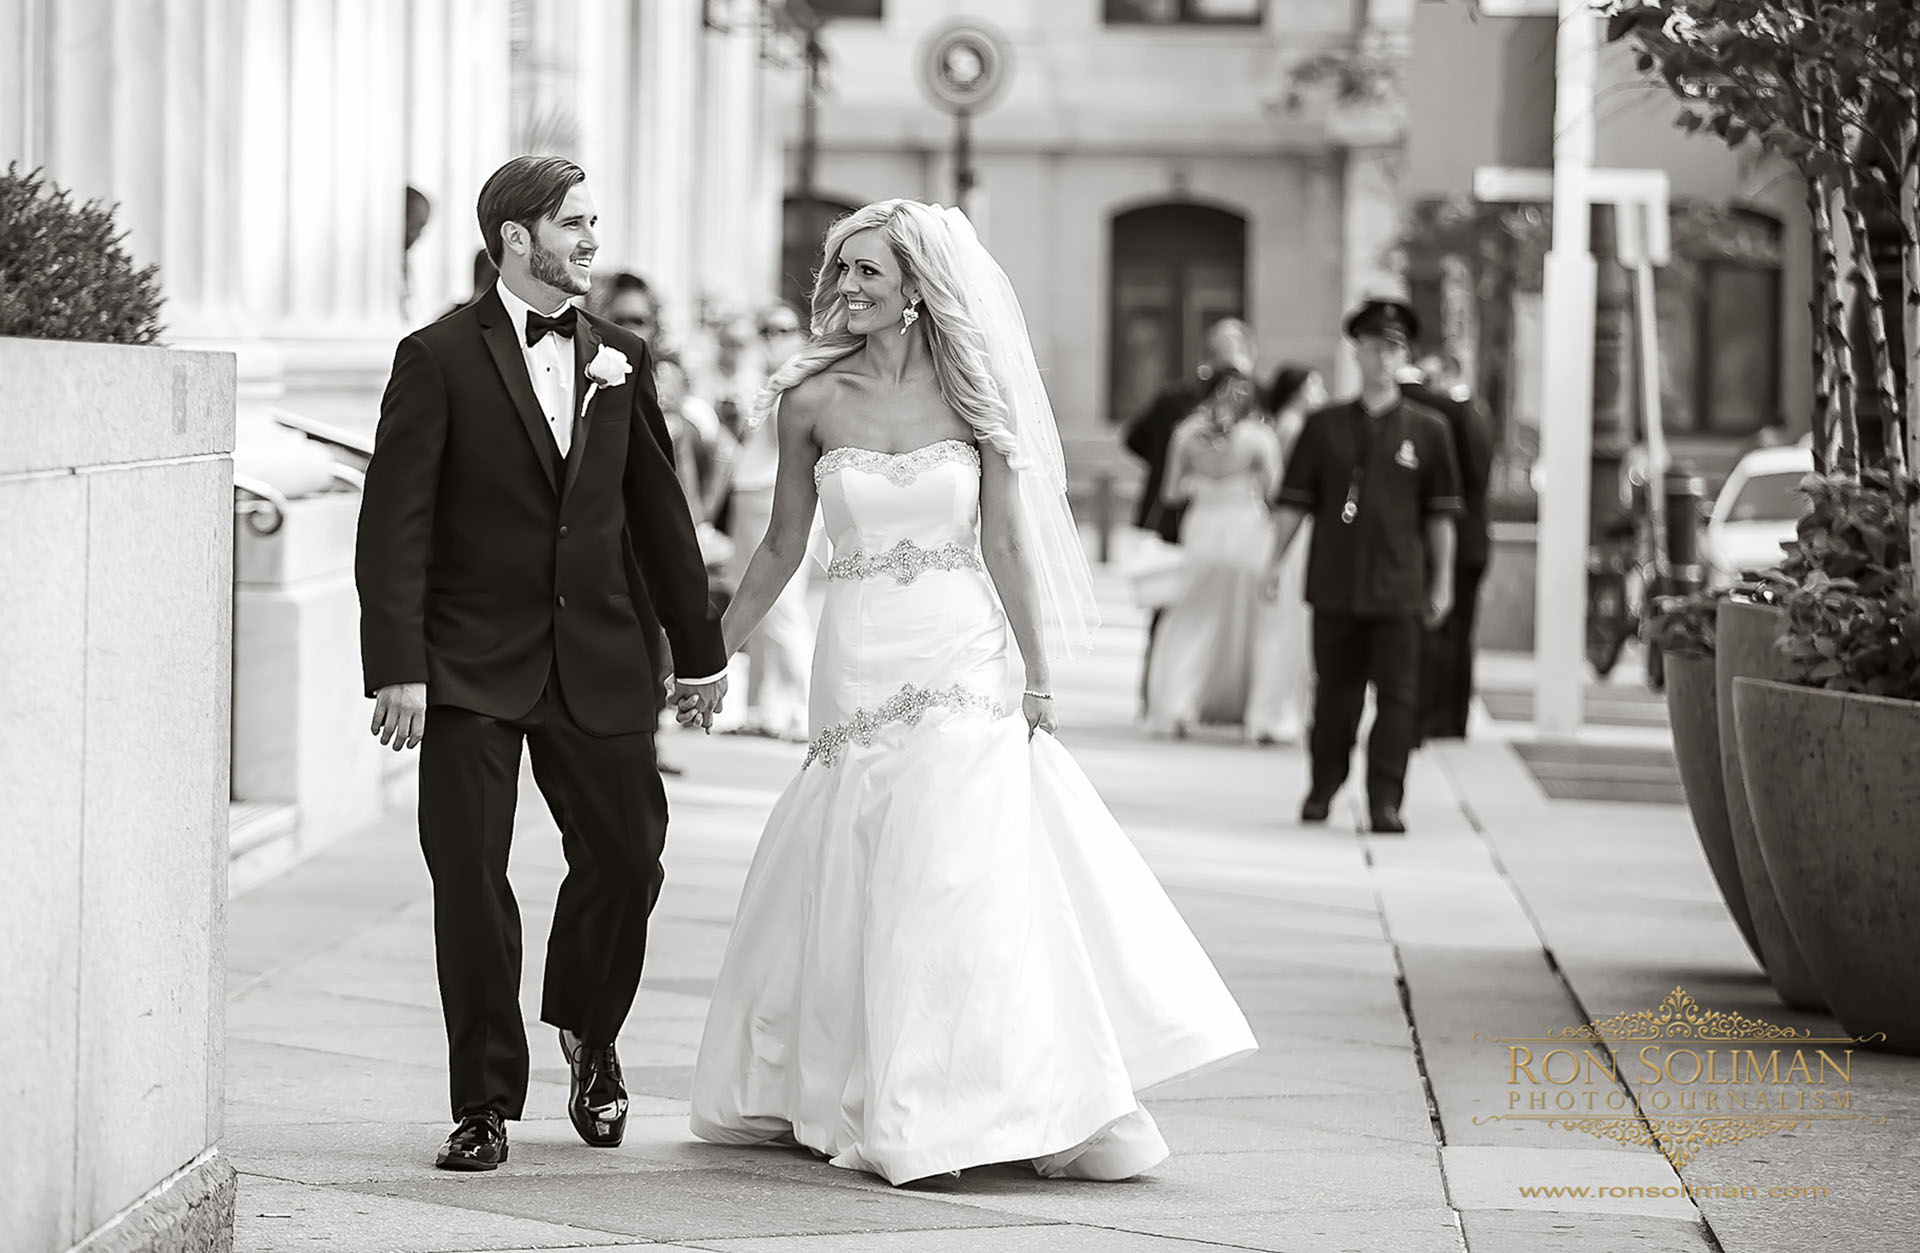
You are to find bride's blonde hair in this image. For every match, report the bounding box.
[755,199,1018,459]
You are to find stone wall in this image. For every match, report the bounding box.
[0,339,237,1253]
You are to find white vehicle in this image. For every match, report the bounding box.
[1702,443,1815,589]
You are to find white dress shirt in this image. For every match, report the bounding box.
[496,278,577,458]
[495,280,726,689]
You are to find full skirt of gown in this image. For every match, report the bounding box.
[1245,519,1313,743]
[1143,474,1274,733]
[688,440,1257,1185]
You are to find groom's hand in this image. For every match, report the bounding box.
[672,676,728,733]
[371,682,428,751]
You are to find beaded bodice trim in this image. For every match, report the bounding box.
[814,439,981,487]
[802,682,1005,769]
[827,538,983,584]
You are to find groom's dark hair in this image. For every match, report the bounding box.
[477,155,586,265]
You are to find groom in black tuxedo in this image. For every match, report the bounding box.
[356,155,729,1171]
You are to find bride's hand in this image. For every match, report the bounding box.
[1023,692,1058,738]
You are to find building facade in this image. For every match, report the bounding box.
[1404,0,1814,505]
[1,0,792,434]
[785,0,1424,484]
[2,0,797,908]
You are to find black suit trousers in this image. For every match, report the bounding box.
[1419,562,1487,740]
[418,668,669,1121]
[1308,610,1422,812]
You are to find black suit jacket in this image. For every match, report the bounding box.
[1401,381,1494,570]
[356,287,726,736]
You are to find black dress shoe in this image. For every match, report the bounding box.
[1369,807,1407,835]
[560,1030,629,1148]
[1300,795,1332,824]
[436,1111,508,1171]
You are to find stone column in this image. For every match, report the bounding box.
[694,6,767,313]
[634,0,702,322]
[230,0,411,429]
[405,0,512,320]
[8,0,248,343]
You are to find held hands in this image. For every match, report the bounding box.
[370,682,428,751]
[672,675,729,732]
[1423,580,1455,630]
[1023,690,1058,738]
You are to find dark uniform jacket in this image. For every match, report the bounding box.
[355,287,726,736]
[1401,380,1494,571]
[1277,394,1464,617]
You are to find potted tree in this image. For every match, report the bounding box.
[1607,0,1920,1040]
[1734,473,1920,1051]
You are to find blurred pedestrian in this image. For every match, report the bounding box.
[1143,374,1281,737]
[1244,364,1326,745]
[596,270,668,353]
[716,301,813,740]
[439,247,499,320]
[1121,318,1256,714]
[1263,299,1461,834]
[1404,350,1494,742]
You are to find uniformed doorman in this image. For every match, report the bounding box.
[1263,299,1462,834]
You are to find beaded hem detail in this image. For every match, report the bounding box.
[814,440,981,487]
[802,682,1005,769]
[827,538,983,584]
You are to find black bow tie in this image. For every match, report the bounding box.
[525,306,577,347]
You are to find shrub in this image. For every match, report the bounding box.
[1649,587,1724,658]
[0,163,164,345]
[1771,470,1920,698]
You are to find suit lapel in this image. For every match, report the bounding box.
[476,288,560,492]
[562,317,601,500]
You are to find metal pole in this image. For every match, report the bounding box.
[798,28,822,201]
[1635,254,1669,585]
[953,108,974,213]
[1533,0,1599,734]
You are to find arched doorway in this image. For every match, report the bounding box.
[781,195,859,314]
[1108,203,1248,424]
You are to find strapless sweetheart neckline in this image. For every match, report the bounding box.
[817,438,975,459]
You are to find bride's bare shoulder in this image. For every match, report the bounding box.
[782,357,864,415]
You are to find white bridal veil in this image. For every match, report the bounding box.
[935,205,1102,664]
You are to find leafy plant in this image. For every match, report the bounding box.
[1777,569,1920,698]
[1762,469,1920,697]
[0,163,163,344]
[1649,587,1725,657]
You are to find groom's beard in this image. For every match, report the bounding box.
[531,239,591,296]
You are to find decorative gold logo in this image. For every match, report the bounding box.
[1472,987,1887,1169]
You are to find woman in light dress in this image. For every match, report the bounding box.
[1141,375,1282,737]
[686,199,1255,1187]
[714,306,816,741]
[1244,365,1325,745]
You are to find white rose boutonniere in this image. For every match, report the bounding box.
[581,344,633,416]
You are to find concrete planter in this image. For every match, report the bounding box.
[1714,599,1827,1011]
[1664,651,1761,963]
[0,337,236,1253]
[1734,678,1920,1052]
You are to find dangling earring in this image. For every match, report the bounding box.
[899,299,920,336]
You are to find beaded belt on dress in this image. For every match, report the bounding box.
[826,538,983,584]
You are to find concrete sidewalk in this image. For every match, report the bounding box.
[222,581,1914,1251]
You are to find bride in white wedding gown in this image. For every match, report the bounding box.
[685,199,1256,1187]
